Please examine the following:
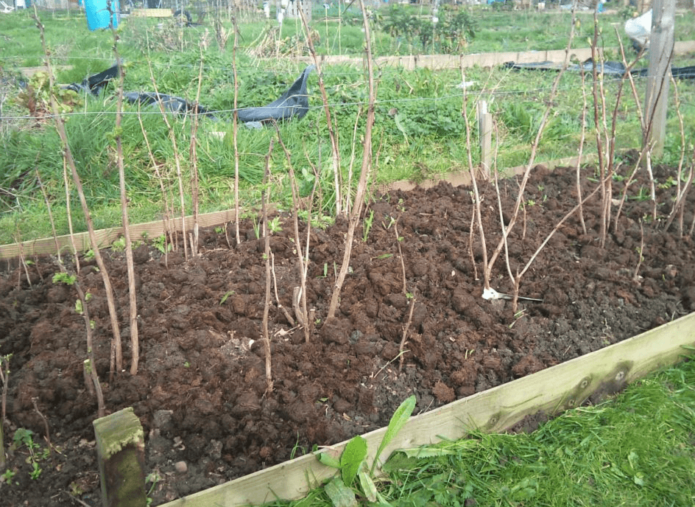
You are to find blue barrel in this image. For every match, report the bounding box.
[85,0,119,31]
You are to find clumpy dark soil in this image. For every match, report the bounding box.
[1,163,694,506]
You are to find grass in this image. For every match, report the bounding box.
[268,357,695,506]
[1,9,694,245]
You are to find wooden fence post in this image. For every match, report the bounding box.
[478,100,492,179]
[644,0,675,157]
[93,407,147,507]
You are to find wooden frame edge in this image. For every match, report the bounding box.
[160,311,695,507]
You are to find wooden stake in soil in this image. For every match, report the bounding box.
[110,4,140,376]
[34,9,123,378]
[261,139,275,394]
[93,408,147,507]
[326,0,377,321]
[644,0,675,158]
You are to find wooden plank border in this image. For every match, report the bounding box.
[0,155,593,262]
[130,8,173,17]
[381,153,596,193]
[261,40,695,70]
[0,208,241,261]
[161,311,695,507]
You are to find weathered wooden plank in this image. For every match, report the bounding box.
[275,41,695,70]
[382,153,596,193]
[0,208,241,260]
[130,8,173,17]
[160,311,695,507]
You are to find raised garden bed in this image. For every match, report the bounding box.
[0,162,694,506]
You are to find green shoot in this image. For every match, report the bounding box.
[363,210,375,243]
[52,272,76,285]
[220,291,234,305]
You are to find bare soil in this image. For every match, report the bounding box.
[1,162,694,506]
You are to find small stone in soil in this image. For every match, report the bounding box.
[175,461,188,474]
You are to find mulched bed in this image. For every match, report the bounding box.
[0,162,694,506]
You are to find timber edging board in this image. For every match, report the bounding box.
[0,155,594,262]
[0,154,596,260]
[0,208,241,261]
[261,40,695,70]
[160,311,695,507]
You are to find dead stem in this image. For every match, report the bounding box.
[663,75,690,236]
[492,124,515,289]
[394,220,407,295]
[485,3,577,284]
[460,66,490,291]
[271,252,295,326]
[61,155,80,274]
[327,0,376,320]
[189,40,205,256]
[634,220,645,282]
[590,11,607,247]
[110,8,140,376]
[613,150,645,233]
[36,170,61,265]
[345,106,363,215]
[145,30,188,261]
[467,207,479,281]
[275,126,312,342]
[261,139,275,394]
[298,3,342,216]
[576,67,588,235]
[35,9,122,378]
[398,297,416,372]
[137,105,173,250]
[232,16,241,246]
[31,398,51,446]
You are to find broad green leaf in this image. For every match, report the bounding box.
[317,451,341,469]
[341,436,367,487]
[325,477,358,507]
[358,471,377,502]
[371,395,416,474]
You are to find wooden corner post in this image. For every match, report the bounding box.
[478,100,492,179]
[644,0,675,157]
[93,407,147,507]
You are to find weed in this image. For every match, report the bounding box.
[362,210,375,243]
[152,235,171,254]
[30,462,41,480]
[2,469,16,485]
[219,291,234,305]
[214,226,225,235]
[268,217,283,234]
[316,395,417,504]
[252,217,261,240]
[84,250,95,260]
[52,272,76,285]
[75,299,83,315]
[146,471,162,506]
[111,236,126,252]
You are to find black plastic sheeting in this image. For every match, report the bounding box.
[504,60,695,80]
[60,64,316,126]
[123,92,216,118]
[62,64,119,96]
[237,65,315,124]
